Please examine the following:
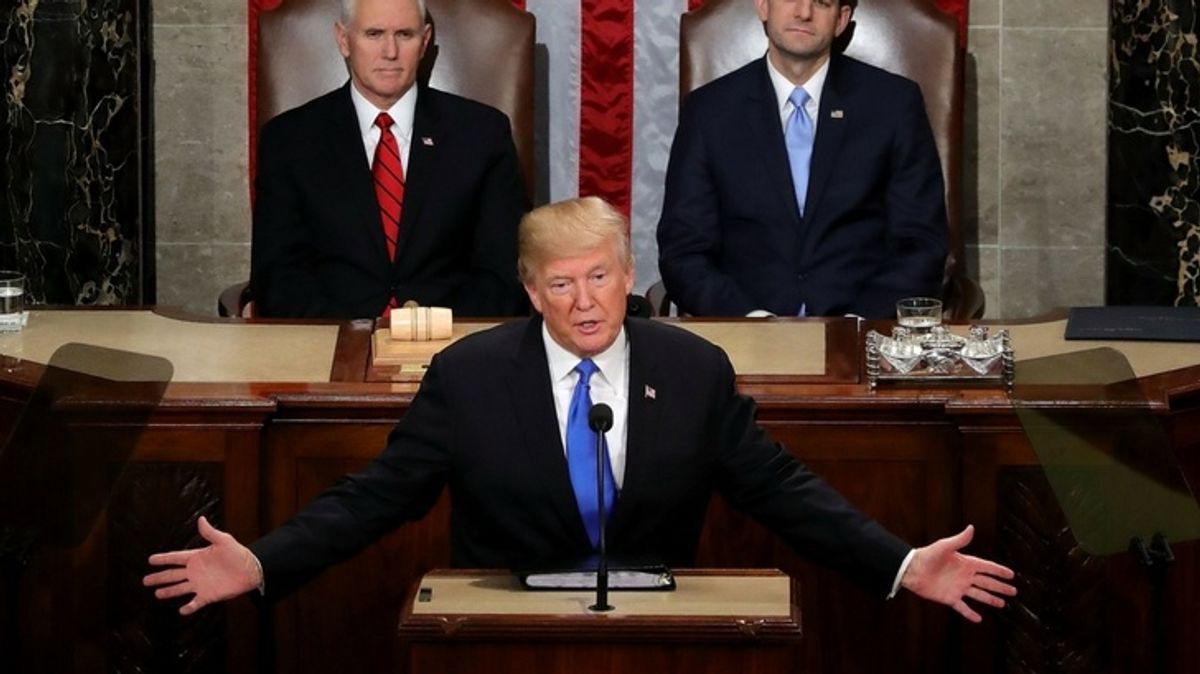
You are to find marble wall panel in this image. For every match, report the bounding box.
[1,0,150,305]
[969,244,1001,317]
[970,0,1001,27]
[965,27,1001,249]
[1107,0,1199,307]
[151,2,249,317]
[1001,29,1108,252]
[153,25,249,245]
[999,246,1105,317]
[1004,0,1109,28]
[151,0,246,27]
[156,242,249,314]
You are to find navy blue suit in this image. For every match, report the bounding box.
[658,56,949,319]
[251,83,528,319]
[251,317,910,599]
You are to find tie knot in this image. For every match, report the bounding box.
[788,87,810,112]
[375,112,395,131]
[575,358,598,383]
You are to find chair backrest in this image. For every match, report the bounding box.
[255,0,535,197]
[680,0,966,296]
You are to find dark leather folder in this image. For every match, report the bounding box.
[1065,306,1200,342]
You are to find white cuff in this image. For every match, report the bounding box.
[888,548,917,599]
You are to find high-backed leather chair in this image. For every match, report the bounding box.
[255,0,535,195]
[653,0,984,320]
[220,0,535,317]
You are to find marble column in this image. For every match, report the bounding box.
[0,0,150,306]
[1108,0,1200,306]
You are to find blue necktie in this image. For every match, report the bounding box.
[785,87,814,217]
[566,358,616,549]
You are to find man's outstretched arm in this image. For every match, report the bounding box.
[143,516,262,616]
[901,524,1017,623]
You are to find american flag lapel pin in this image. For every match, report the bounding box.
[644,385,656,400]
[830,110,844,119]
[422,136,434,146]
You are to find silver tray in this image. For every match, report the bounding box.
[865,325,1014,389]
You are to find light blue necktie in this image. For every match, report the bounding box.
[566,358,617,549]
[785,87,814,217]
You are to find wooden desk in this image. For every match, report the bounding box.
[0,310,1196,674]
[398,569,800,674]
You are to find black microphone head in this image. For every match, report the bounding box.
[588,403,614,432]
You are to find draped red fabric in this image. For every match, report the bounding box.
[578,0,635,217]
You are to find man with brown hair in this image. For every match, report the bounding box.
[658,0,949,319]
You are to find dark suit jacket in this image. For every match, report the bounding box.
[657,56,949,319]
[250,83,528,318]
[251,316,910,599]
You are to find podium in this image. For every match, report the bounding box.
[396,569,801,674]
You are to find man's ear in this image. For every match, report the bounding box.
[335,22,351,59]
[835,5,853,37]
[523,282,543,314]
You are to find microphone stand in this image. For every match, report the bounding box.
[588,404,613,612]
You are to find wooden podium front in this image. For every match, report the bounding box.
[397,569,801,674]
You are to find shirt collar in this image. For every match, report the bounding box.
[349,81,418,144]
[767,55,830,117]
[541,322,628,390]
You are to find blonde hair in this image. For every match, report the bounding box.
[518,197,633,283]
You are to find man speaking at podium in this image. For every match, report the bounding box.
[147,197,1015,624]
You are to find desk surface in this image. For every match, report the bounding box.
[1,310,1199,398]
[408,570,792,618]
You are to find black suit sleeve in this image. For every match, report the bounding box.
[250,119,351,318]
[657,95,762,316]
[707,351,911,596]
[447,112,529,317]
[855,81,949,318]
[249,352,456,598]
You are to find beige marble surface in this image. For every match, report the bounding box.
[0,311,338,383]
[675,321,825,376]
[409,572,791,617]
[1002,320,1200,379]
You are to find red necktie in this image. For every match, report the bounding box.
[373,113,405,316]
[373,112,405,262]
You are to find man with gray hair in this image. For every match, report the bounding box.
[149,196,1015,627]
[251,0,528,318]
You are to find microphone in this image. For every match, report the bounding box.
[587,402,614,612]
[588,403,613,433]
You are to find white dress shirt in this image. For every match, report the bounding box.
[542,324,630,490]
[766,56,829,137]
[349,83,417,174]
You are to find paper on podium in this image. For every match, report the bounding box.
[517,555,674,591]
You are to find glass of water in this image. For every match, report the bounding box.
[0,271,27,333]
[896,297,942,333]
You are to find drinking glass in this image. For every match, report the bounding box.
[895,297,942,333]
[0,271,26,333]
